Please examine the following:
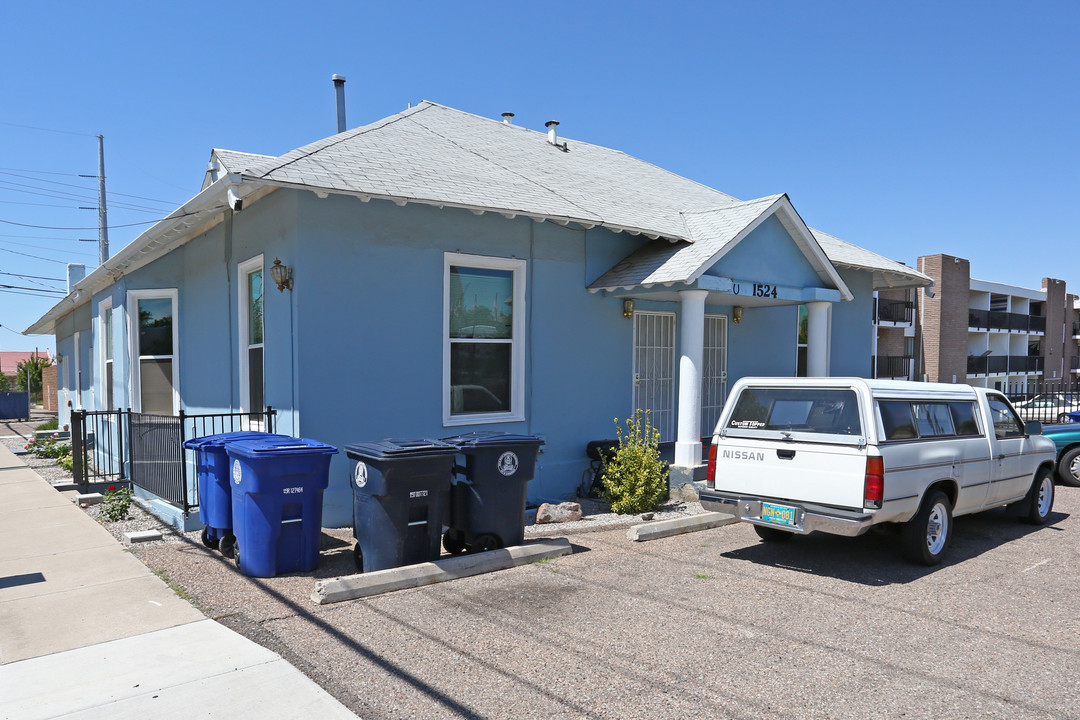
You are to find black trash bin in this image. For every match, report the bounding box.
[441,432,544,553]
[344,439,459,573]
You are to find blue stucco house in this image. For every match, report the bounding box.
[26,102,930,528]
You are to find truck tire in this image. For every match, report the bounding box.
[902,490,952,566]
[753,524,794,542]
[1056,447,1080,487]
[1023,468,1055,525]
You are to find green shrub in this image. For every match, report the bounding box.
[100,486,134,523]
[26,435,71,459]
[601,409,670,514]
[35,417,59,431]
[57,452,73,473]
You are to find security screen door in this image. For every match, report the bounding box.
[632,311,675,442]
[700,314,729,437]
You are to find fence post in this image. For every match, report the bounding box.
[70,402,86,489]
[266,405,275,434]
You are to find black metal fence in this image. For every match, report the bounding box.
[967,355,1045,375]
[873,355,913,379]
[70,405,276,514]
[875,299,914,324]
[1004,381,1080,425]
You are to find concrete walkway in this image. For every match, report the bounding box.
[0,444,357,719]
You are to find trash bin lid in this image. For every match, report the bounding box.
[345,438,459,461]
[226,436,339,458]
[440,431,545,449]
[183,431,288,451]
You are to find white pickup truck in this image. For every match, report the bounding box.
[699,378,1057,564]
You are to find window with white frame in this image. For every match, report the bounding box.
[444,253,525,424]
[129,289,179,415]
[238,256,265,416]
[99,299,114,409]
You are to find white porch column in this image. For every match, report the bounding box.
[806,301,831,377]
[675,289,709,467]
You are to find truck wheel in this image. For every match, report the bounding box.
[902,490,952,566]
[200,527,220,550]
[1023,468,1055,525]
[753,525,794,543]
[1056,447,1080,487]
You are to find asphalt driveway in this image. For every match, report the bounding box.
[136,488,1080,720]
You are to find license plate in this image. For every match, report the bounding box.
[761,502,798,527]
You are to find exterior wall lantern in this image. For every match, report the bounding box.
[270,258,293,292]
[623,299,635,319]
[733,306,744,324]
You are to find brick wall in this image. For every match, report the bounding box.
[41,364,57,413]
[917,254,970,383]
[1066,293,1079,384]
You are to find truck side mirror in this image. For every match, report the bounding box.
[1025,421,1043,436]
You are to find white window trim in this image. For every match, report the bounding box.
[98,298,113,410]
[443,252,526,426]
[238,254,265,417]
[127,288,180,415]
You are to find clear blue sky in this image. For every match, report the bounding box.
[2,0,1076,353]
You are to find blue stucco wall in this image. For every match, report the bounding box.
[46,187,884,530]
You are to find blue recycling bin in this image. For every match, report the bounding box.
[1068,411,1080,423]
[344,439,459,573]
[441,432,544,553]
[184,431,287,558]
[225,437,338,578]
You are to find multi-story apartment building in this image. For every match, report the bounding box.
[915,253,1078,393]
[871,286,917,380]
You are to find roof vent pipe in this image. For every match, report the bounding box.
[545,120,559,145]
[502,112,515,125]
[332,74,347,133]
[66,263,86,294]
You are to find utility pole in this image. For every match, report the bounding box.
[96,134,109,264]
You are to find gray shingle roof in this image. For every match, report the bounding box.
[233,102,928,289]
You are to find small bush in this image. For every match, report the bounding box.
[26,434,71,459]
[35,417,59,432]
[600,409,670,514]
[57,452,73,473]
[100,486,134,523]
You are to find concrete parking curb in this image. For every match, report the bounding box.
[311,537,573,604]
[626,511,736,542]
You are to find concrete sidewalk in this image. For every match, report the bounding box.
[0,444,356,719]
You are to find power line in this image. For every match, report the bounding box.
[0,283,64,294]
[0,245,95,264]
[0,213,198,230]
[0,271,65,281]
[0,287,67,298]
[0,170,182,206]
[0,120,96,138]
[0,238,98,256]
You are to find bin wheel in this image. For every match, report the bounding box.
[233,543,241,570]
[443,529,467,555]
[352,543,364,573]
[470,533,502,553]
[200,527,220,550]
[219,533,236,559]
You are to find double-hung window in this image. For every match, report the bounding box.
[443,253,525,425]
[238,256,265,416]
[128,289,179,415]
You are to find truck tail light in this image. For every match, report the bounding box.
[706,442,717,489]
[864,456,884,509]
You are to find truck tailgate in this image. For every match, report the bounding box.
[712,438,868,510]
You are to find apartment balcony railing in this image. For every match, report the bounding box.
[967,355,1045,375]
[968,309,1046,333]
[874,355,912,379]
[875,299,914,324]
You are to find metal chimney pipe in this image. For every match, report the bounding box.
[502,112,515,125]
[66,263,86,294]
[332,74,347,133]
[546,120,559,145]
